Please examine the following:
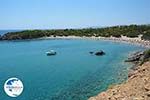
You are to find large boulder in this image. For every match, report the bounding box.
[95,50,105,56]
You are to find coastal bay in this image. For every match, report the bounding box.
[1,0,150,99]
[0,39,145,100]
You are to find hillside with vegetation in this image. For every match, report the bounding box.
[0,24,150,40]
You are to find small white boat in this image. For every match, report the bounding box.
[46,50,57,56]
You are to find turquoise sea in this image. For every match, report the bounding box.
[0,38,145,100]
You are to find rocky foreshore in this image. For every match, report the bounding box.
[89,50,150,100]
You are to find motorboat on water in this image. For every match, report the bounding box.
[46,50,57,56]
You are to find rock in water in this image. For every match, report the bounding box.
[95,50,105,56]
[0,35,2,40]
[89,51,94,54]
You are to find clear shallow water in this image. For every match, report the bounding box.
[0,39,144,100]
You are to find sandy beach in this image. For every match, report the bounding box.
[41,35,150,48]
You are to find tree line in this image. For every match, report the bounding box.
[0,24,150,40]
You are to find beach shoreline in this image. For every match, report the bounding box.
[39,35,150,48]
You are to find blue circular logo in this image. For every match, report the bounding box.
[4,77,24,97]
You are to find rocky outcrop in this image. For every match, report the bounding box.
[125,51,144,63]
[95,50,105,56]
[125,49,150,66]
[89,50,105,56]
[89,61,150,100]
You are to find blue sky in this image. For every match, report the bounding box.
[0,0,150,29]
